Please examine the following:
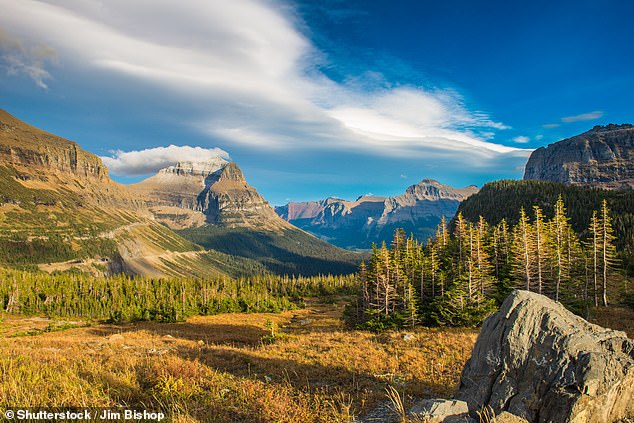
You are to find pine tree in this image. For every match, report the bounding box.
[474,215,494,296]
[599,200,617,307]
[533,205,548,295]
[512,208,535,291]
[454,212,468,276]
[587,211,600,307]
[551,196,566,301]
[436,216,449,250]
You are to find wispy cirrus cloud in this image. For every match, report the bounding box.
[561,110,604,123]
[0,27,55,88]
[101,145,230,176]
[0,0,529,174]
[543,110,604,128]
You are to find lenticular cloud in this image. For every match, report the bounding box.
[101,145,230,176]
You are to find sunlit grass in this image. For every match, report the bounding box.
[0,300,476,421]
[1,299,628,422]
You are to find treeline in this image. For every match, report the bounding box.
[456,180,634,256]
[0,234,119,266]
[0,269,356,322]
[350,197,625,330]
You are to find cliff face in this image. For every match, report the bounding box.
[131,160,288,229]
[523,124,634,190]
[197,162,284,227]
[0,110,108,181]
[130,159,228,211]
[276,179,478,249]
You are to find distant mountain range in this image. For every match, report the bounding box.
[524,124,634,190]
[276,179,479,249]
[0,109,359,276]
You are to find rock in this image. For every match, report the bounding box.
[410,399,469,422]
[494,412,529,423]
[108,334,124,343]
[524,124,634,190]
[457,290,634,423]
[298,318,313,326]
[403,333,415,342]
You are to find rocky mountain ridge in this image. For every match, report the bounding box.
[276,179,478,249]
[523,124,634,190]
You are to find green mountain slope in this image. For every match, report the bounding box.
[179,225,362,276]
[0,109,256,278]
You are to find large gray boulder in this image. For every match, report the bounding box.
[457,290,634,422]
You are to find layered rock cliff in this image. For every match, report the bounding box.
[523,124,634,190]
[276,179,478,249]
[0,109,109,181]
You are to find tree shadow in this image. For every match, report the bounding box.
[88,321,269,347]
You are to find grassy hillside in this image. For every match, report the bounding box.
[179,225,363,276]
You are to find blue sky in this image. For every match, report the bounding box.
[1,0,632,205]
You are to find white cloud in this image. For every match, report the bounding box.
[0,0,528,166]
[544,110,604,128]
[513,136,530,144]
[561,110,603,123]
[101,145,230,176]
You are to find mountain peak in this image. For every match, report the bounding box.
[159,157,228,178]
[524,124,634,190]
[416,178,443,187]
[403,179,479,201]
[216,161,246,183]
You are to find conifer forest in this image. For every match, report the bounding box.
[351,197,628,330]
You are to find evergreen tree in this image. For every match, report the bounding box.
[533,206,548,295]
[512,208,535,291]
[599,200,617,307]
[588,211,601,307]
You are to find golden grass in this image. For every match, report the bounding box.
[2,299,628,422]
[0,300,477,422]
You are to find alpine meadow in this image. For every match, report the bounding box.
[1,1,634,422]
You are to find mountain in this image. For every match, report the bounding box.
[131,159,361,275]
[130,160,285,230]
[524,124,634,190]
[276,179,479,249]
[0,109,262,278]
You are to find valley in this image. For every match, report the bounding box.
[0,109,359,277]
[3,1,634,421]
[1,107,633,422]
